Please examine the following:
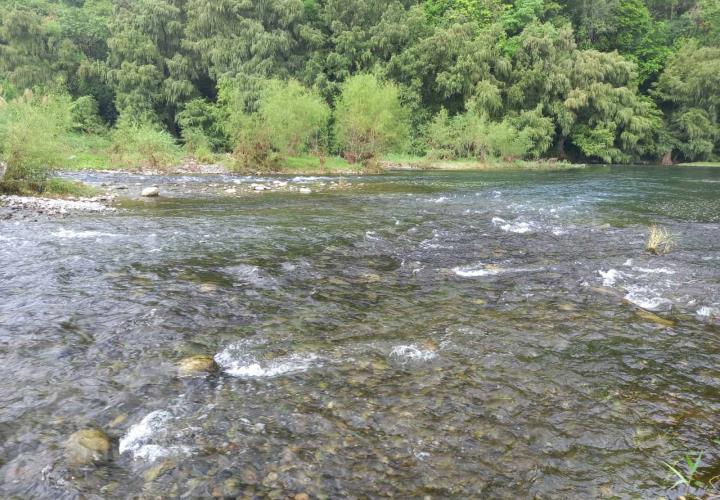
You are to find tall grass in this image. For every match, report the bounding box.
[646,225,674,255]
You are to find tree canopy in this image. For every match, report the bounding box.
[0,0,718,164]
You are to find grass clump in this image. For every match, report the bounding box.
[43,178,100,197]
[646,225,675,255]
[109,118,182,171]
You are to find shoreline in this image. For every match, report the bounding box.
[58,157,589,177]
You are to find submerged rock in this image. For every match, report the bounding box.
[635,309,676,327]
[65,429,112,465]
[177,355,219,377]
[141,186,160,197]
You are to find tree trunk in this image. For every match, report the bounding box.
[661,151,673,166]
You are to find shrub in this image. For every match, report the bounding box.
[0,90,72,191]
[258,79,330,156]
[333,74,409,164]
[109,117,182,170]
[425,108,531,161]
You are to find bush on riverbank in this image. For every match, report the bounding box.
[333,75,410,167]
[0,90,72,192]
[109,118,182,170]
[221,78,331,172]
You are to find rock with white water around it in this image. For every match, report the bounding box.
[299,187,312,194]
[224,188,237,194]
[177,355,219,377]
[65,429,112,466]
[141,186,160,197]
[251,184,270,192]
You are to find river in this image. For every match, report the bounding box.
[1,166,719,497]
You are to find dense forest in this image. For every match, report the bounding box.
[0,0,719,174]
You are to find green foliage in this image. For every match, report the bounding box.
[177,98,223,162]
[0,91,72,191]
[0,0,718,167]
[258,79,330,155]
[109,117,182,170]
[425,108,531,160]
[44,177,100,197]
[71,96,105,133]
[655,41,720,160]
[334,74,409,162]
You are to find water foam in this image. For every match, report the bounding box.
[598,269,624,287]
[624,286,673,311]
[697,306,720,319]
[632,266,676,275]
[52,228,121,239]
[118,410,186,462]
[215,345,319,378]
[390,344,438,362]
[453,264,503,277]
[492,217,534,234]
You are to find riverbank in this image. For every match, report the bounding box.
[677,161,720,167]
[58,153,587,176]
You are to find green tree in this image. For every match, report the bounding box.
[333,74,409,162]
[654,41,720,160]
[258,79,330,156]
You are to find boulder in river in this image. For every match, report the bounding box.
[65,428,112,465]
[177,354,219,377]
[141,186,160,197]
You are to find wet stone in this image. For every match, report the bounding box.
[144,459,176,482]
[177,355,219,377]
[65,429,112,466]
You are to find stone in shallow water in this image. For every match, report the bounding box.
[635,309,675,327]
[144,459,176,482]
[141,186,160,197]
[65,428,112,465]
[177,355,219,377]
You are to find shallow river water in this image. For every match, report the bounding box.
[1,166,720,498]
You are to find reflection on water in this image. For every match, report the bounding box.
[1,166,719,497]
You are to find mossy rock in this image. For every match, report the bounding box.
[65,428,112,465]
[177,355,219,377]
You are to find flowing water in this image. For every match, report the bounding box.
[1,166,720,498]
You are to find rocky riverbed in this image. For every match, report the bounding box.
[1,167,719,498]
